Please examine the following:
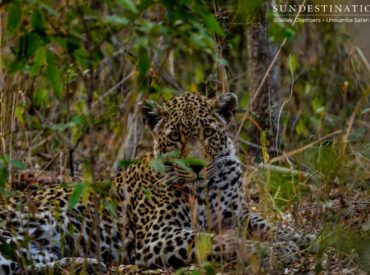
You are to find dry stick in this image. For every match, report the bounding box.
[275,55,295,153]
[268,129,342,164]
[341,90,370,153]
[355,47,370,74]
[111,93,143,175]
[20,133,56,158]
[8,90,19,186]
[152,53,184,93]
[258,163,321,181]
[23,151,61,192]
[91,70,135,108]
[236,0,306,138]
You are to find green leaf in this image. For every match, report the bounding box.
[283,27,296,41]
[0,158,9,194]
[175,157,206,173]
[10,159,26,170]
[341,32,351,41]
[40,2,58,15]
[0,243,17,261]
[162,150,180,159]
[48,122,73,132]
[32,10,45,32]
[30,47,46,77]
[204,262,216,275]
[348,128,366,142]
[15,105,24,125]
[137,46,150,79]
[149,158,166,174]
[175,268,186,275]
[33,88,48,106]
[46,65,63,96]
[17,32,45,62]
[196,233,212,263]
[71,115,84,125]
[105,200,117,218]
[73,47,90,68]
[142,188,152,200]
[7,3,22,34]
[314,263,324,273]
[46,50,63,96]
[69,183,86,208]
[117,0,138,13]
[103,15,129,27]
[203,14,224,35]
[119,159,137,169]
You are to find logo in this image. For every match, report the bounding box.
[272,3,370,23]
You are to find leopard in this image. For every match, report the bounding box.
[0,92,311,274]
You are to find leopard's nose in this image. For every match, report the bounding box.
[189,164,204,175]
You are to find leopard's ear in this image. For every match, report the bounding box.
[213,93,238,123]
[141,100,165,131]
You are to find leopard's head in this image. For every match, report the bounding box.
[141,92,238,186]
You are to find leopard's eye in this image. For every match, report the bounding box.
[169,131,181,142]
[204,127,216,138]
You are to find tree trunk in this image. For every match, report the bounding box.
[246,1,281,157]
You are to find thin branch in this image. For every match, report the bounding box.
[23,151,61,192]
[258,163,321,181]
[355,47,370,74]
[275,55,295,152]
[341,89,370,153]
[238,138,262,150]
[91,71,135,108]
[269,129,342,164]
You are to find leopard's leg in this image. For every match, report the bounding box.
[135,226,299,268]
[213,230,300,266]
[135,226,196,267]
[241,208,316,252]
[207,159,316,251]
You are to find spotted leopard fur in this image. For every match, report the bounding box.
[0,92,311,274]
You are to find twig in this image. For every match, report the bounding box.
[236,0,307,138]
[258,163,321,181]
[238,138,262,150]
[341,90,370,153]
[269,130,342,164]
[8,90,20,185]
[355,47,370,74]
[91,71,135,108]
[24,134,56,157]
[23,151,61,192]
[275,55,295,152]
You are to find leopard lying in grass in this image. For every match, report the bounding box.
[0,92,312,274]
